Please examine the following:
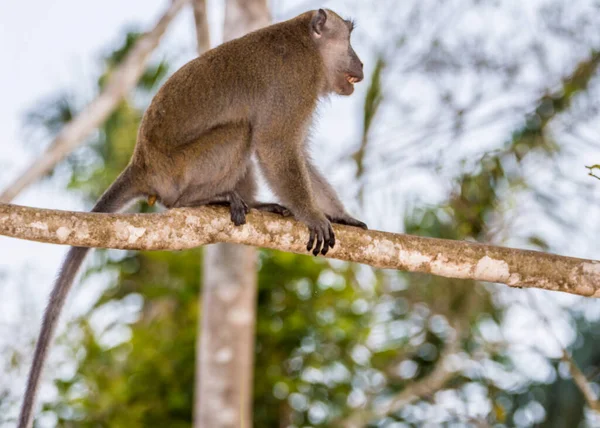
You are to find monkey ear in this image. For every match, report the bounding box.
[311,9,327,37]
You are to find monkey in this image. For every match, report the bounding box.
[18,8,367,427]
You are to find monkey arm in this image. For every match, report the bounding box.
[256,141,334,255]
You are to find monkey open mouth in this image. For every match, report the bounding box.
[345,73,363,85]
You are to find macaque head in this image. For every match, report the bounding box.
[310,9,364,95]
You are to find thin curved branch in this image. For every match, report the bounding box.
[526,292,600,413]
[587,165,600,181]
[0,0,190,203]
[0,203,599,297]
[342,325,464,428]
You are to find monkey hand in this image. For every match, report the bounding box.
[327,214,368,230]
[305,214,335,256]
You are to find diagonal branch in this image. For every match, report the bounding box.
[587,165,600,181]
[342,324,464,428]
[0,203,599,297]
[563,350,600,413]
[526,292,600,413]
[0,0,190,204]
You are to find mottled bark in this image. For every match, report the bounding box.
[190,1,215,425]
[1,203,598,298]
[197,244,258,427]
[0,0,189,204]
[196,1,271,427]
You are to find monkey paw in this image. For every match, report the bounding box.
[306,218,335,256]
[230,198,249,226]
[327,215,368,230]
[252,203,293,217]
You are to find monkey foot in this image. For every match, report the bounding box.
[252,203,292,217]
[327,215,368,230]
[229,195,250,226]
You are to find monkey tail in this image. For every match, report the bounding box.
[18,165,143,428]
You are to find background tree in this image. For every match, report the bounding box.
[195,1,271,426]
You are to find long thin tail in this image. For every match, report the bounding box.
[18,166,143,428]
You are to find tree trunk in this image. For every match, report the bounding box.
[192,0,210,55]
[196,244,259,427]
[194,1,270,427]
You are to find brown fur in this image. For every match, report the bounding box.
[18,9,366,427]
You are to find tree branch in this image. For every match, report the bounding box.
[0,0,189,204]
[563,350,600,412]
[1,203,599,297]
[587,165,600,181]
[526,292,600,413]
[341,325,464,427]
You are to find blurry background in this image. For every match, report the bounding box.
[1,0,600,426]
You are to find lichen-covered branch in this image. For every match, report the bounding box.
[0,0,189,204]
[1,202,599,297]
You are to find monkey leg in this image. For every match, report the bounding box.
[303,158,368,230]
[231,161,292,218]
[175,159,291,224]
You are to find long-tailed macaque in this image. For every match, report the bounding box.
[18,9,366,427]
